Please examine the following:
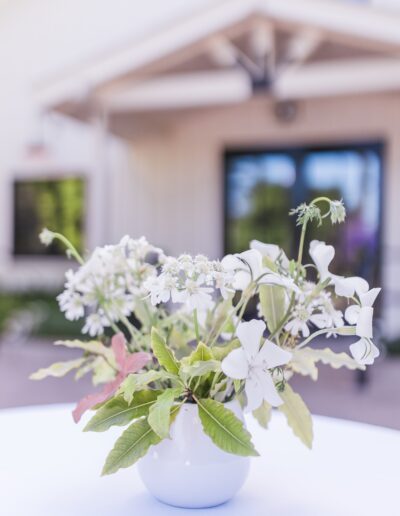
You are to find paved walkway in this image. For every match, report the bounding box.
[2,337,400,429]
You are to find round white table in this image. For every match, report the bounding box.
[1,404,399,516]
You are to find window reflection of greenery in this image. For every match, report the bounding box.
[14,178,84,256]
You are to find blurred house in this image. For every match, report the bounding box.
[1,0,400,336]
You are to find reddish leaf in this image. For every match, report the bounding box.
[72,333,151,422]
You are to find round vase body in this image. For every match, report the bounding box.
[137,400,250,509]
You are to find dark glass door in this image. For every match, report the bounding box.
[224,143,382,285]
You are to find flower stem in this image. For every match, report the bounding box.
[193,309,200,343]
[50,233,84,265]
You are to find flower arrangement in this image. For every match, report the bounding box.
[32,197,380,476]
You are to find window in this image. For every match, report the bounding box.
[224,143,382,285]
[13,177,85,256]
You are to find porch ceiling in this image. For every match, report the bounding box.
[35,0,400,138]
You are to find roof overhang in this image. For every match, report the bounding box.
[35,0,400,138]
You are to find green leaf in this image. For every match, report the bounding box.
[189,342,213,364]
[259,285,286,334]
[212,339,240,361]
[30,358,86,380]
[91,356,116,385]
[120,370,175,404]
[148,388,183,439]
[279,384,313,449]
[196,398,259,457]
[262,255,278,272]
[302,347,365,371]
[180,360,221,380]
[101,418,161,475]
[151,328,180,374]
[102,404,182,475]
[55,339,116,366]
[252,401,272,429]
[290,349,319,381]
[84,391,161,432]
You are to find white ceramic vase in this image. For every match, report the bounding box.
[137,399,250,509]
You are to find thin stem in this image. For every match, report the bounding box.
[51,233,84,265]
[296,327,337,350]
[207,285,255,347]
[193,309,200,343]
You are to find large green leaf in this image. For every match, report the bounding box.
[102,405,182,475]
[120,370,175,404]
[55,339,116,365]
[279,384,313,449]
[151,328,180,374]
[197,398,259,457]
[148,388,183,439]
[212,339,240,361]
[101,418,161,475]
[259,285,286,334]
[252,401,272,429]
[84,391,161,432]
[189,342,213,363]
[30,358,86,380]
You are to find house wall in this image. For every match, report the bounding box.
[0,0,212,290]
[119,93,400,337]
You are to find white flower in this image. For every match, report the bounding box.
[329,200,346,224]
[309,240,369,297]
[180,279,214,311]
[349,338,380,365]
[221,319,292,411]
[285,306,312,338]
[221,249,294,292]
[250,240,289,268]
[57,291,84,320]
[39,228,55,246]
[345,288,381,339]
[82,313,107,336]
[57,235,162,335]
[144,273,180,306]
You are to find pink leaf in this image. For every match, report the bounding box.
[72,333,151,423]
[72,379,119,423]
[123,352,151,376]
[111,333,127,369]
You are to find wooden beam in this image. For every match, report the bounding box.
[99,70,251,112]
[275,57,400,99]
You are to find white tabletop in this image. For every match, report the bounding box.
[1,404,399,516]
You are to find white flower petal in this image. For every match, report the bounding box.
[221,348,249,380]
[255,368,283,407]
[239,249,263,281]
[344,305,360,325]
[236,319,265,362]
[256,340,292,369]
[221,254,241,271]
[356,306,374,338]
[309,240,335,281]
[360,288,381,307]
[232,270,251,291]
[349,338,380,365]
[221,254,251,290]
[244,372,265,412]
[309,313,329,329]
[250,240,290,268]
[334,276,369,298]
